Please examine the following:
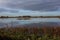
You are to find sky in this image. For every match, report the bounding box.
[0,0,60,16]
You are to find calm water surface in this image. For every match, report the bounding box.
[0,18,60,27]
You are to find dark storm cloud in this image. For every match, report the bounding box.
[0,0,60,11]
[4,0,60,11]
[24,2,60,11]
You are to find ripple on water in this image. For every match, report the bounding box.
[0,18,60,28]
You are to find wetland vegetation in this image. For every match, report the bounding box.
[0,16,60,40]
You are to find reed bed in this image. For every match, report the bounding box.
[0,25,60,40]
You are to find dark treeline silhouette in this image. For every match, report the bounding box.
[0,16,60,18]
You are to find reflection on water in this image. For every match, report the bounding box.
[0,18,60,27]
[17,18,31,20]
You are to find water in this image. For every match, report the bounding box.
[0,18,60,27]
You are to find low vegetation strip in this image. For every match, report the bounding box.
[0,16,60,18]
[0,26,60,40]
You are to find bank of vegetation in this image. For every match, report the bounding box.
[0,16,60,18]
[0,26,60,40]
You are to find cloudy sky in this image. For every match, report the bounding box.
[0,0,60,16]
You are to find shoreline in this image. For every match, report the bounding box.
[0,16,60,18]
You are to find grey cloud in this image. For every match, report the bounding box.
[22,2,59,11]
[1,0,60,11]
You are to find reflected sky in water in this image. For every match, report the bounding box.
[0,18,60,24]
[0,18,60,28]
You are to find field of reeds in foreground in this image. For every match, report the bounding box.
[0,25,60,40]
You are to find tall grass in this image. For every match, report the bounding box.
[0,25,60,40]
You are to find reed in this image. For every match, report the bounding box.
[0,25,60,40]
